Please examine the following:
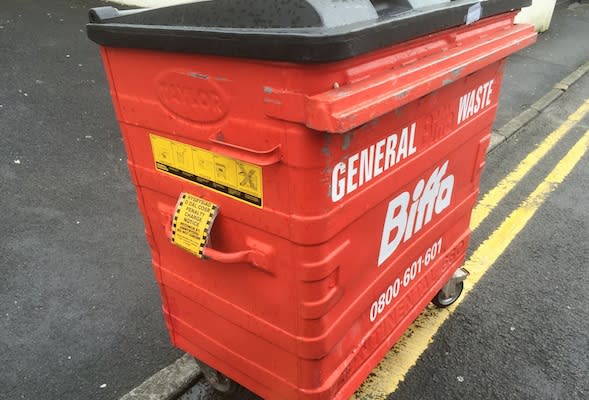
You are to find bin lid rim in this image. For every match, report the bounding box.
[86,0,532,63]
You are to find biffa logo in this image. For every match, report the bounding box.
[378,160,455,266]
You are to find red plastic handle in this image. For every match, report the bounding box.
[159,204,272,273]
[305,20,536,133]
[202,247,269,270]
[264,14,536,134]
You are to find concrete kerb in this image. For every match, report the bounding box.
[488,60,589,152]
[119,354,201,400]
[119,61,589,400]
[531,89,565,112]
[495,108,541,141]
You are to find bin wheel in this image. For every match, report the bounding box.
[432,281,464,308]
[197,360,237,394]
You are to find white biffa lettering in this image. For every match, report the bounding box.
[378,160,455,267]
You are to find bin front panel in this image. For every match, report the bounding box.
[97,13,535,400]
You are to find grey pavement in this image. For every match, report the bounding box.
[0,1,588,400]
[495,2,589,129]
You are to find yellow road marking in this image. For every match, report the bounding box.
[353,127,589,399]
[470,99,589,230]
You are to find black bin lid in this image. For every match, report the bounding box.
[86,0,530,63]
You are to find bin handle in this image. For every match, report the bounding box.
[202,238,273,274]
[159,204,273,274]
[263,16,536,133]
[202,247,270,272]
[305,22,536,133]
[208,133,281,166]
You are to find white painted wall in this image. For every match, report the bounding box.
[515,0,557,32]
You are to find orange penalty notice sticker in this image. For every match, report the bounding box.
[171,193,219,258]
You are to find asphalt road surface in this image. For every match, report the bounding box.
[1,2,182,400]
[1,1,588,400]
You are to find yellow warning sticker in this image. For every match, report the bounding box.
[150,134,263,207]
[171,193,219,258]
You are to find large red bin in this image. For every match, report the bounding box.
[87,2,536,399]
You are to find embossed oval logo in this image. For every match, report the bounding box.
[156,71,228,123]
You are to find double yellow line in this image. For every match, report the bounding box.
[353,99,589,399]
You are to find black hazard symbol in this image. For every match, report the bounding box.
[215,163,227,180]
[238,164,257,191]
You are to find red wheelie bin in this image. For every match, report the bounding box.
[87,1,536,398]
